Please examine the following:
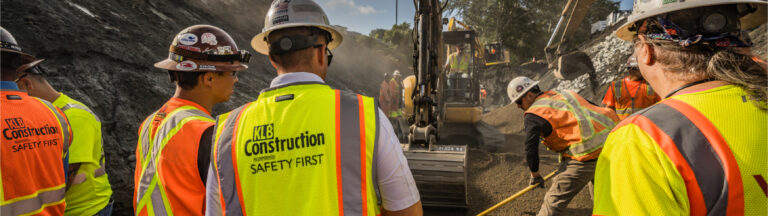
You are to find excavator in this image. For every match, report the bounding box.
[545,0,598,80]
[399,0,503,208]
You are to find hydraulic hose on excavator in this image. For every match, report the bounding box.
[476,170,558,216]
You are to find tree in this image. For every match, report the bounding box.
[444,0,619,64]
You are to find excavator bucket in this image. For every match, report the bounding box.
[554,51,595,80]
[402,143,468,207]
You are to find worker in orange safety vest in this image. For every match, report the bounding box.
[133,25,249,215]
[601,55,660,119]
[0,27,72,216]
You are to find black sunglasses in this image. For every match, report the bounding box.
[515,99,523,105]
[312,44,333,66]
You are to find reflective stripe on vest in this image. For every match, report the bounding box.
[60,103,107,185]
[135,106,213,216]
[211,83,380,215]
[1,93,70,215]
[36,98,72,152]
[612,80,658,118]
[529,90,616,159]
[626,99,745,215]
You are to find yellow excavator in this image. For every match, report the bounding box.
[399,0,503,208]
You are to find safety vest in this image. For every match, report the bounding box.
[134,98,214,216]
[609,79,660,119]
[526,90,618,161]
[54,93,112,216]
[207,83,380,215]
[1,90,71,215]
[593,85,767,215]
[450,53,470,72]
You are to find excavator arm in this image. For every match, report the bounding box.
[545,0,597,80]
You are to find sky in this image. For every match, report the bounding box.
[317,0,634,35]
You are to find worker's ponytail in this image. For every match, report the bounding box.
[706,49,767,110]
[639,38,768,111]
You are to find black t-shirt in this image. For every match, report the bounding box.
[523,113,553,173]
[197,126,214,185]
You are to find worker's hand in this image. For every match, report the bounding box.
[529,176,545,188]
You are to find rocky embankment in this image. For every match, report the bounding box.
[2,0,410,214]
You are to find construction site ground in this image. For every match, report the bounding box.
[423,105,593,216]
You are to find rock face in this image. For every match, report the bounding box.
[2,0,409,214]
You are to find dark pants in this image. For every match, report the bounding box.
[94,199,114,216]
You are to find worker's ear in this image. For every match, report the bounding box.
[16,77,32,92]
[636,35,655,66]
[316,45,326,67]
[200,72,215,88]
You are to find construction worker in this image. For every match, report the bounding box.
[0,27,72,215]
[133,24,249,215]
[594,1,767,215]
[445,45,470,89]
[389,70,404,118]
[601,54,660,119]
[379,72,392,115]
[205,0,422,215]
[15,61,113,215]
[507,76,618,216]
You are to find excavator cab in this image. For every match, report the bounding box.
[443,30,481,107]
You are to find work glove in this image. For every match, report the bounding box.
[529,176,545,188]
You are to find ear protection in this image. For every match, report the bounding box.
[269,35,319,55]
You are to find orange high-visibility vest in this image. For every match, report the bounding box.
[133,98,214,216]
[1,90,71,215]
[608,78,660,120]
[526,90,619,161]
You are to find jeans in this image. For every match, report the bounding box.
[94,199,114,216]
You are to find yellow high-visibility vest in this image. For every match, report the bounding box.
[208,83,380,215]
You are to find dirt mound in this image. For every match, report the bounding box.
[482,104,525,135]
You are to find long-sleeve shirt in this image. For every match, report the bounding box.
[523,113,553,173]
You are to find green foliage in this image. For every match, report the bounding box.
[369,22,414,60]
[444,0,619,64]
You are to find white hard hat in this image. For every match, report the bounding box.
[616,0,767,41]
[507,76,539,104]
[393,70,401,76]
[251,0,344,55]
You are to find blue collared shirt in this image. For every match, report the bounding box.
[0,81,20,90]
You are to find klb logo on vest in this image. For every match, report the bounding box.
[244,123,326,157]
[244,123,327,174]
[3,117,58,141]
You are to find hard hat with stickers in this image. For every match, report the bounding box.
[616,0,767,43]
[154,25,250,72]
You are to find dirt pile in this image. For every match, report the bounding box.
[2,0,409,214]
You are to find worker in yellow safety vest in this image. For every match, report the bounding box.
[205,0,422,215]
[15,56,113,215]
[134,25,249,215]
[0,27,72,216]
[594,0,767,215]
[601,54,660,119]
[507,76,618,216]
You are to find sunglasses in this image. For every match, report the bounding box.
[515,99,523,105]
[312,44,333,66]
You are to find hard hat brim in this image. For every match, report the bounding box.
[616,1,767,41]
[509,80,539,104]
[154,58,248,72]
[251,23,344,55]
[1,48,37,64]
